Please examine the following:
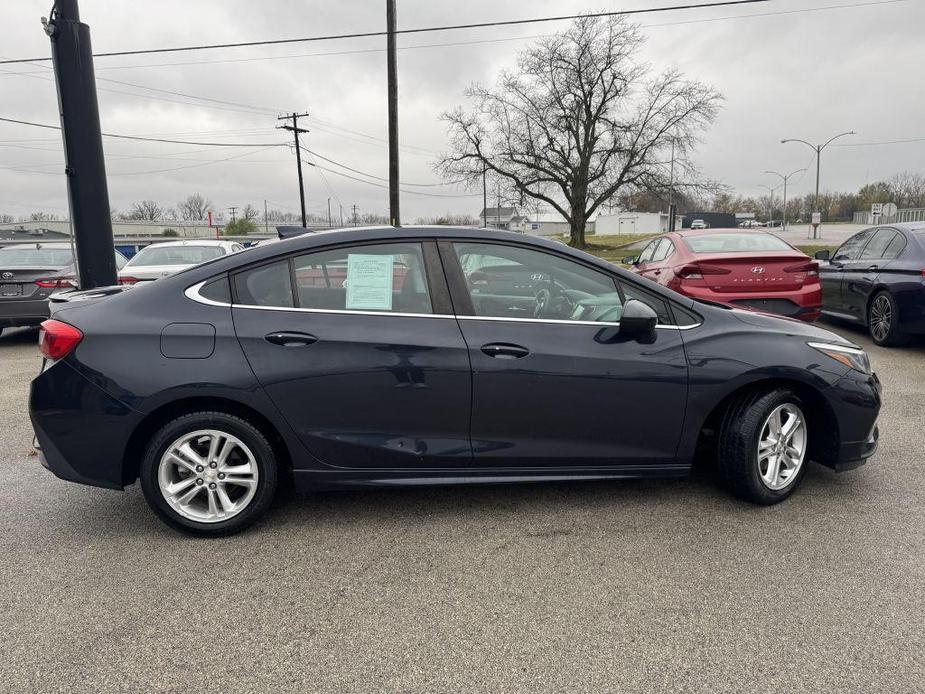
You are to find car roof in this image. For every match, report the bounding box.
[674,228,774,237]
[137,239,235,249]
[0,241,73,249]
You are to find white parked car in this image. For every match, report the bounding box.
[119,240,243,284]
[690,219,708,229]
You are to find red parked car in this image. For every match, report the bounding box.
[624,229,821,321]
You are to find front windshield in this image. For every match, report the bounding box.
[0,245,74,267]
[683,233,792,253]
[128,245,225,267]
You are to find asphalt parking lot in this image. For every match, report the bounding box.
[1,323,923,694]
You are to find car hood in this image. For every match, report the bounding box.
[730,309,858,347]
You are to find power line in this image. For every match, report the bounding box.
[0,116,285,146]
[308,161,480,198]
[26,0,902,74]
[300,145,465,187]
[0,1,770,64]
[834,136,925,147]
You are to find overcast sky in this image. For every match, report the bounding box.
[0,0,922,223]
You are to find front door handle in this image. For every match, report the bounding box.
[481,343,530,359]
[265,331,318,347]
[866,265,879,272]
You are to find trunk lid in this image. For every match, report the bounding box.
[685,252,815,293]
[0,266,63,300]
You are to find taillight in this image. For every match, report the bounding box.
[35,277,77,289]
[118,276,139,285]
[784,261,819,276]
[677,263,731,280]
[38,319,83,361]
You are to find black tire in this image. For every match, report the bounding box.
[717,388,809,505]
[867,290,909,347]
[139,411,278,537]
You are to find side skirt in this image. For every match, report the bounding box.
[292,464,691,493]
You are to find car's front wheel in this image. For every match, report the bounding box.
[868,290,909,347]
[140,412,278,537]
[717,388,809,504]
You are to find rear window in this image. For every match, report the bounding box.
[0,246,73,267]
[129,245,225,267]
[683,233,791,254]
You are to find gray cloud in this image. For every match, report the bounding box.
[0,0,922,222]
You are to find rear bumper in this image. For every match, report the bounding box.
[30,358,141,490]
[0,297,49,328]
[678,285,821,322]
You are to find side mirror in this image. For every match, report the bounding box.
[622,256,637,265]
[619,299,658,338]
[814,249,831,261]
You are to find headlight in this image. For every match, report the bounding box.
[808,342,872,375]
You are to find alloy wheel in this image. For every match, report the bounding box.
[157,429,259,523]
[870,295,892,343]
[757,404,807,491]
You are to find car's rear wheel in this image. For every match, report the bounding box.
[868,290,908,347]
[717,388,809,504]
[140,412,278,537]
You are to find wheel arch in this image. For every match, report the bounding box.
[121,396,293,487]
[696,377,840,468]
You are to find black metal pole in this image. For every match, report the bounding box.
[482,163,487,228]
[386,0,400,227]
[48,0,117,289]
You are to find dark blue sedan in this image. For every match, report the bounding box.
[30,227,882,536]
[816,222,925,346]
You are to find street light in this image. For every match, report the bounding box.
[781,131,856,238]
[764,168,807,232]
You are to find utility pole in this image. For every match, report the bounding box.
[496,178,502,229]
[340,204,344,226]
[482,162,488,228]
[263,199,269,233]
[352,204,359,227]
[277,112,310,228]
[46,0,116,289]
[781,130,855,239]
[668,137,677,233]
[327,197,332,228]
[228,206,237,223]
[386,0,400,227]
[764,168,806,232]
[759,184,778,225]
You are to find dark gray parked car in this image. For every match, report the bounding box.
[0,242,127,335]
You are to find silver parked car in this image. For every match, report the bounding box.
[118,240,243,284]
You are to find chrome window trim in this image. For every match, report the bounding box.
[186,280,702,329]
[185,280,231,307]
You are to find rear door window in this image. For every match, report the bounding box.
[651,238,674,263]
[859,229,899,260]
[292,243,433,314]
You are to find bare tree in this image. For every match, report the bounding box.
[0,213,14,223]
[127,199,163,221]
[242,204,260,223]
[437,15,722,247]
[888,171,925,209]
[29,211,58,222]
[176,193,212,222]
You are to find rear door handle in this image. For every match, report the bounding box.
[481,343,530,359]
[265,331,318,347]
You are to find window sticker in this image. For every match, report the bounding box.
[345,254,394,310]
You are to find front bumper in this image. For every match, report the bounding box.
[823,370,882,472]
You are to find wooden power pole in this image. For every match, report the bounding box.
[277,112,309,228]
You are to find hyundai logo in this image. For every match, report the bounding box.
[750,266,766,274]
[1,272,12,280]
